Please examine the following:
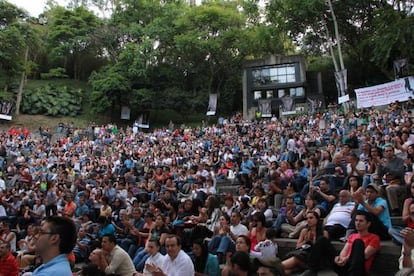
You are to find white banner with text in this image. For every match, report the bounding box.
[355,76,414,108]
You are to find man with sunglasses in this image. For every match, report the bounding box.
[32,216,77,276]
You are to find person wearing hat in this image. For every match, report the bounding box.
[348,183,391,240]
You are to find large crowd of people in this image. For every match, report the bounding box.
[0,98,414,276]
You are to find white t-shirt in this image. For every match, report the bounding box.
[160,250,194,276]
[143,252,166,275]
[325,201,355,228]
[231,223,249,237]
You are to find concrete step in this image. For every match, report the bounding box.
[217,185,239,195]
[391,216,404,227]
[277,238,401,275]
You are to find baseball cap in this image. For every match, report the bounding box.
[367,183,381,193]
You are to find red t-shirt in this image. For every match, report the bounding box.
[346,233,380,273]
[0,252,19,276]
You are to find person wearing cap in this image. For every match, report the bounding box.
[349,183,391,240]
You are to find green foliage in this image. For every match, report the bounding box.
[45,6,103,80]
[40,67,69,79]
[21,84,83,116]
[88,66,131,113]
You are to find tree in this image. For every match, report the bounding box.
[46,6,102,80]
[0,2,28,92]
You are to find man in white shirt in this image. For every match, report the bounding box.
[147,235,194,276]
[323,190,355,240]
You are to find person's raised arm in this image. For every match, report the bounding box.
[401,227,414,268]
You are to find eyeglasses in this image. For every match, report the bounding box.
[38,230,57,236]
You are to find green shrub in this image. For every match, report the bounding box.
[21,84,83,116]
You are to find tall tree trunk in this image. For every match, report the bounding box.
[16,47,29,115]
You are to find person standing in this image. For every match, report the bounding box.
[32,216,77,276]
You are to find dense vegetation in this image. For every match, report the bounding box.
[0,0,413,121]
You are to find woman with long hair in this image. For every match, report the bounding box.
[205,195,222,233]
[221,235,252,276]
[99,195,112,218]
[249,212,267,257]
[285,194,321,239]
[193,239,220,276]
[207,213,232,262]
[343,175,362,194]
[282,211,324,275]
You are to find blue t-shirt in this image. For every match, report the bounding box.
[358,197,392,229]
[32,254,72,276]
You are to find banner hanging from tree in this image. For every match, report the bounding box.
[137,112,150,129]
[355,76,414,108]
[206,94,217,116]
[335,69,349,104]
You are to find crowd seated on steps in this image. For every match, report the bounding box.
[0,98,414,275]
